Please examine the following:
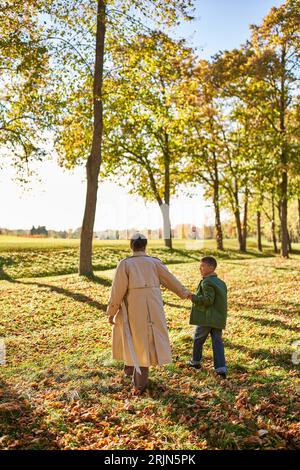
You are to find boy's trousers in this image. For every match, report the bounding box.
[192,326,227,373]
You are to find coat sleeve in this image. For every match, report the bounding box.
[106,260,129,317]
[156,260,190,299]
[192,281,215,307]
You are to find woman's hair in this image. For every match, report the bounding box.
[130,233,148,251]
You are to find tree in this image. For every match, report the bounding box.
[211,0,300,257]
[179,59,226,250]
[249,0,300,257]
[79,0,106,276]
[101,31,196,249]
[42,0,194,275]
[0,0,51,184]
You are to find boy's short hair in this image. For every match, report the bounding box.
[201,256,217,269]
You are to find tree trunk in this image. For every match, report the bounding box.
[160,203,172,249]
[287,229,292,253]
[281,168,289,257]
[298,198,300,239]
[241,187,248,252]
[232,180,244,252]
[79,0,106,276]
[234,208,243,252]
[271,195,278,253]
[214,196,224,251]
[213,155,224,250]
[279,45,289,258]
[277,200,282,242]
[163,137,172,249]
[257,210,262,252]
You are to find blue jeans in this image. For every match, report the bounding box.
[191,326,226,373]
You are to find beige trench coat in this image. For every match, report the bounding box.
[106,251,189,368]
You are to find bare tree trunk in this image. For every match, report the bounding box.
[281,168,289,257]
[79,0,106,276]
[163,137,172,249]
[160,203,172,249]
[230,183,244,251]
[298,198,300,239]
[231,178,244,252]
[271,195,278,253]
[214,196,224,251]
[241,187,248,252]
[234,208,243,252]
[257,210,262,252]
[279,45,289,258]
[213,155,224,250]
[287,229,292,253]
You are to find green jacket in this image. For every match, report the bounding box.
[189,273,228,329]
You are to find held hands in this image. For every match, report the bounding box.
[187,292,194,302]
[108,308,121,325]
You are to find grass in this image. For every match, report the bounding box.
[0,238,299,450]
[1,235,296,280]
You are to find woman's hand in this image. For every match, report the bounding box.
[108,315,115,325]
[187,293,193,301]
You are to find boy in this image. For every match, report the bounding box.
[187,256,228,379]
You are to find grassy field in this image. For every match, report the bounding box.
[0,236,285,280]
[0,237,299,450]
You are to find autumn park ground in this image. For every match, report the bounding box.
[0,237,299,450]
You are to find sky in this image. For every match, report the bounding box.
[175,0,284,57]
[1,0,285,232]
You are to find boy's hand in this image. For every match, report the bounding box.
[108,315,115,325]
[187,293,193,301]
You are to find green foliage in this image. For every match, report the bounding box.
[0,0,52,183]
[1,0,195,177]
[210,0,300,206]
[1,0,299,249]
[100,31,196,203]
[182,0,300,247]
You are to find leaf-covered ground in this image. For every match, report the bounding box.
[0,244,299,450]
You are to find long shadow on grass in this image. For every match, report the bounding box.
[23,280,108,312]
[0,379,60,450]
[224,340,294,371]
[240,314,299,333]
[170,247,277,261]
[1,272,108,312]
[232,301,300,319]
[89,275,112,287]
[0,263,120,281]
[0,261,17,281]
[271,265,300,272]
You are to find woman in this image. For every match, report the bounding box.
[106,233,190,392]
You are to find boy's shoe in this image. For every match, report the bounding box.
[187,361,202,370]
[216,372,227,379]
